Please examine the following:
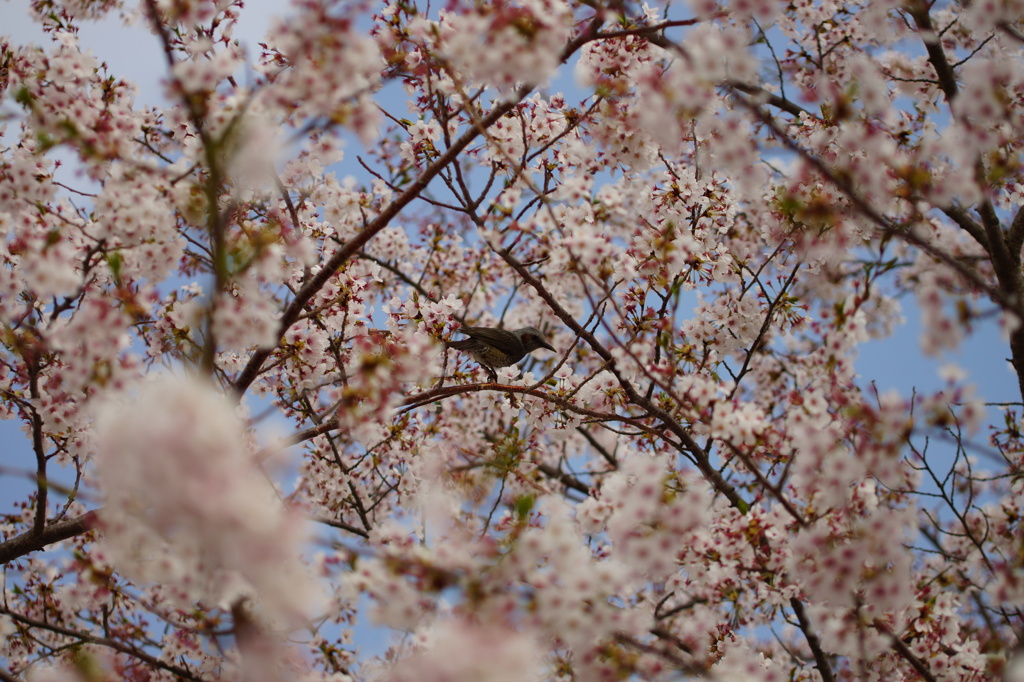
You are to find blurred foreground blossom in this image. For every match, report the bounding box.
[384,618,542,682]
[93,375,316,630]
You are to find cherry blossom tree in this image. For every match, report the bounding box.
[1,0,1023,679]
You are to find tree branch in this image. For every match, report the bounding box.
[1,605,207,681]
[791,597,836,682]
[0,510,99,565]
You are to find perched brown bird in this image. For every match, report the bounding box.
[446,326,555,382]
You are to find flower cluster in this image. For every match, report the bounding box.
[2,0,1023,680]
[92,376,317,628]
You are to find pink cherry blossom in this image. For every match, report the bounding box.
[1,0,1023,679]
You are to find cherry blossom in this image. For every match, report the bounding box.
[1,0,1024,680]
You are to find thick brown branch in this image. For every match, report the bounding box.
[0,510,99,565]
[874,619,938,682]
[1008,206,1024,259]
[726,80,810,118]
[908,3,959,103]
[613,631,704,676]
[313,516,371,538]
[791,597,836,682]
[941,205,990,251]
[255,417,340,463]
[536,463,591,495]
[27,361,47,535]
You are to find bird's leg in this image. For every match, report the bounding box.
[488,367,519,407]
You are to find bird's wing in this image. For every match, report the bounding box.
[446,338,478,350]
[462,327,523,354]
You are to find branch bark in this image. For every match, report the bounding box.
[0,510,99,565]
[791,597,836,682]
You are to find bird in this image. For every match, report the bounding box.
[446,326,555,382]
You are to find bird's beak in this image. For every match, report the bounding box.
[540,340,555,352]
